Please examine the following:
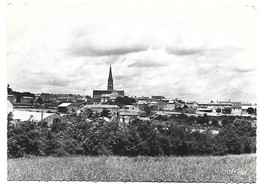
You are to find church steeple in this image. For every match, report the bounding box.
[107,65,113,91]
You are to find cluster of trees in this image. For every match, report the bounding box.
[155,113,224,128]
[8,111,256,158]
[113,96,136,108]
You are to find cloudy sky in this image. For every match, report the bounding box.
[7,4,258,102]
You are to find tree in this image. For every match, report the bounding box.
[183,105,188,109]
[197,114,209,125]
[247,107,255,115]
[143,104,151,117]
[222,107,232,114]
[211,118,219,126]
[100,109,110,118]
[216,108,221,113]
[79,108,94,119]
[175,107,182,111]
[187,115,197,126]
[115,96,136,108]
[214,119,256,154]
[36,97,43,104]
[7,112,13,126]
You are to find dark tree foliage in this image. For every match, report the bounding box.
[197,114,209,125]
[7,112,13,126]
[115,96,136,108]
[12,91,35,103]
[210,118,219,126]
[100,109,110,118]
[216,108,221,113]
[247,107,255,115]
[222,107,232,114]
[142,104,151,117]
[7,113,256,158]
[187,115,197,126]
[36,97,43,104]
[213,119,256,155]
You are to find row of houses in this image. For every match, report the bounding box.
[8,93,257,127]
[133,97,256,116]
[7,93,87,105]
[8,100,140,126]
[195,101,256,115]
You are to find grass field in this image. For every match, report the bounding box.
[7,154,256,182]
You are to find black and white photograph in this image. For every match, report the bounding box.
[3,0,258,183]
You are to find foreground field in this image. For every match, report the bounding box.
[7,154,256,182]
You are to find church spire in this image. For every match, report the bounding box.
[107,65,113,91]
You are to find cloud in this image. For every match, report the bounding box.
[45,77,71,87]
[128,49,171,68]
[70,45,147,57]
[7,5,258,102]
[128,61,166,68]
[66,21,154,57]
[231,68,255,73]
[166,48,204,56]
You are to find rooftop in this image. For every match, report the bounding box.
[58,103,71,107]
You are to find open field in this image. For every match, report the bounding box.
[7,154,256,182]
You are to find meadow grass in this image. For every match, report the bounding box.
[7,154,256,182]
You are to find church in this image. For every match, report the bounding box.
[92,65,124,103]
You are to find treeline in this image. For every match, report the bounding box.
[154,113,254,128]
[7,112,256,158]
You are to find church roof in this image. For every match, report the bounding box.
[93,90,124,95]
[93,90,112,95]
[108,65,113,82]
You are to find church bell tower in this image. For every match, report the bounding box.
[107,65,114,91]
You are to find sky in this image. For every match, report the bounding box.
[7,3,258,102]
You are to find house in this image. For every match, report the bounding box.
[185,101,198,109]
[100,91,121,104]
[152,96,165,100]
[20,96,34,104]
[149,101,158,111]
[231,102,242,115]
[136,96,150,102]
[174,101,185,109]
[78,104,120,116]
[57,103,84,114]
[42,113,69,125]
[197,101,232,113]
[119,109,139,124]
[241,103,256,115]
[123,105,139,111]
[164,101,175,110]
[12,110,54,122]
[93,90,124,103]
[101,94,111,104]
[40,93,53,102]
[57,94,76,102]
[8,94,17,103]
[157,100,168,110]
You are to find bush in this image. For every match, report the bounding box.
[222,107,232,114]
[216,108,221,113]
[7,114,256,158]
[213,119,256,154]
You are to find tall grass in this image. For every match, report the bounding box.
[7,154,256,182]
